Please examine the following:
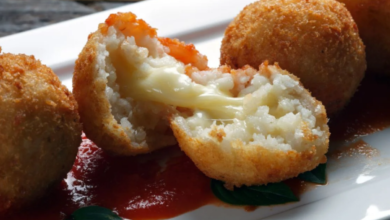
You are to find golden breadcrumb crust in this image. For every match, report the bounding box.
[220,0,366,115]
[171,64,329,187]
[73,12,168,155]
[0,53,81,213]
[337,0,390,75]
[73,30,152,155]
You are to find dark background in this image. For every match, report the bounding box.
[0,0,137,37]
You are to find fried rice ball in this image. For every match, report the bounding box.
[73,12,208,155]
[337,0,390,75]
[73,12,329,186]
[172,63,329,187]
[0,50,82,213]
[220,0,366,115]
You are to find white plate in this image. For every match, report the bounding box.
[1,0,390,219]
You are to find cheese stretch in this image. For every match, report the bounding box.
[111,48,245,120]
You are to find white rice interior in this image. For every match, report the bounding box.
[95,25,327,152]
[176,66,327,152]
[95,26,177,148]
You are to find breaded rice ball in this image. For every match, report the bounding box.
[337,0,390,75]
[0,50,82,213]
[73,12,208,155]
[220,0,366,115]
[172,63,329,187]
[73,12,329,186]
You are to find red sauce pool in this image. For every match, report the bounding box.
[8,138,214,220]
[329,139,379,160]
[329,75,390,141]
[7,75,390,219]
[284,178,320,196]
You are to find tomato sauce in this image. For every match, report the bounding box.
[329,75,390,141]
[8,138,214,220]
[284,178,320,196]
[329,139,379,160]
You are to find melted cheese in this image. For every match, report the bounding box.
[111,49,244,119]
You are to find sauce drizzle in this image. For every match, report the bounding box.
[329,139,379,160]
[9,137,214,220]
[329,76,390,141]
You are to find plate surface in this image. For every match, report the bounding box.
[1,0,390,219]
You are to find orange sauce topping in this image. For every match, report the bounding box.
[159,37,208,70]
[102,13,208,71]
[103,12,157,42]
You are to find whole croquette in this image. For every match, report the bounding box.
[0,50,82,213]
[220,0,366,115]
[73,12,329,187]
[337,0,390,75]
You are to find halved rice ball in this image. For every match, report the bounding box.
[171,63,329,187]
[73,12,208,155]
[73,12,329,186]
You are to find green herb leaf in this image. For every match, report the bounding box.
[211,179,246,205]
[247,182,299,205]
[211,179,299,206]
[298,163,327,184]
[66,206,121,220]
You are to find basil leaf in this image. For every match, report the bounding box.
[248,182,299,205]
[66,206,121,220]
[211,179,247,205]
[298,163,327,184]
[211,179,298,206]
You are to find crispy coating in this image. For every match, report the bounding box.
[171,63,329,187]
[73,30,140,155]
[172,124,326,188]
[0,52,82,213]
[337,0,390,75]
[73,12,208,155]
[220,0,366,115]
[73,30,156,155]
